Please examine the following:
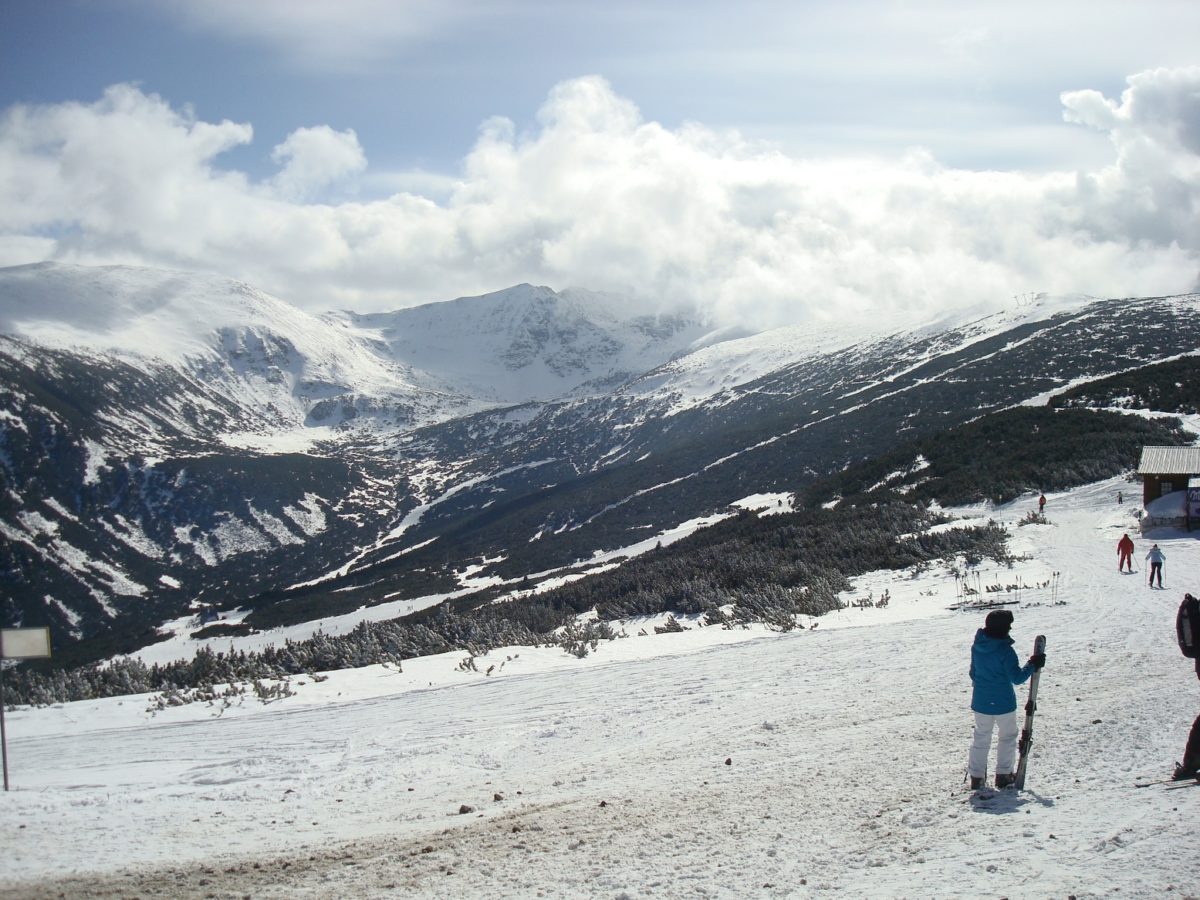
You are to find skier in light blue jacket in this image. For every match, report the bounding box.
[1146,544,1165,589]
[967,609,1044,789]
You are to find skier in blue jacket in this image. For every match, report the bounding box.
[967,609,1045,789]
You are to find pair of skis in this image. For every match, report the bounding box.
[1013,634,1046,790]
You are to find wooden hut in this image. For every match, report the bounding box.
[1137,445,1200,530]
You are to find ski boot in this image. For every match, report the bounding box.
[995,773,1016,789]
[1172,762,1198,782]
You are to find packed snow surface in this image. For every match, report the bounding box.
[2,476,1199,898]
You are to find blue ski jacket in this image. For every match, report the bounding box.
[970,629,1034,715]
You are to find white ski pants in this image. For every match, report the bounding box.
[968,711,1019,777]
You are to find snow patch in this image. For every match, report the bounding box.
[101,515,165,559]
[248,505,306,546]
[730,492,795,514]
[0,408,27,433]
[82,440,109,485]
[282,494,328,536]
[221,428,339,453]
[44,595,82,638]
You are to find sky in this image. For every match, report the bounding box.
[0,1,1198,328]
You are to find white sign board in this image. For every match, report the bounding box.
[1,627,51,790]
[0,627,51,659]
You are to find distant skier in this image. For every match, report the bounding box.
[967,609,1045,789]
[1117,533,1135,573]
[1038,493,1046,515]
[1146,544,1165,588]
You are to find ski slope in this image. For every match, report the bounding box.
[2,476,1198,898]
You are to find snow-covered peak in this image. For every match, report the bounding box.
[0,261,423,395]
[0,263,714,426]
[0,262,308,362]
[332,283,712,404]
[0,262,446,434]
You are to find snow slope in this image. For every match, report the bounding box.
[621,292,1100,414]
[2,483,1199,897]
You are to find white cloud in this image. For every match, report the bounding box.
[269,126,367,201]
[0,83,257,267]
[0,71,1197,328]
[1059,66,1200,249]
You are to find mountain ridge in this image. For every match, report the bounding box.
[1,261,1198,663]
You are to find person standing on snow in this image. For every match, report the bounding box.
[967,609,1045,789]
[1038,493,1046,514]
[1174,594,1200,781]
[1146,544,1166,588]
[1117,533,1135,573]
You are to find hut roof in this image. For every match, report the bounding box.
[1137,445,1200,475]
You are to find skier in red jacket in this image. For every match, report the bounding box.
[1117,533,1134,573]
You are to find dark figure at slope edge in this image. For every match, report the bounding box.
[1174,594,1200,781]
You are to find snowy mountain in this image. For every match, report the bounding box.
[1,261,1199,662]
[0,264,713,656]
[334,284,709,404]
[358,290,1200,586]
[0,263,702,435]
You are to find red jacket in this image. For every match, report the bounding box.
[1118,535,1135,556]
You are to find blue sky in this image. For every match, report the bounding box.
[1,1,1198,324]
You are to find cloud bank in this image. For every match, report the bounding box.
[0,70,1197,328]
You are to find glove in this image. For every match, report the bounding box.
[1029,653,1046,670]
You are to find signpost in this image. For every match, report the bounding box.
[0,627,51,791]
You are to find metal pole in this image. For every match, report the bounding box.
[1,662,9,791]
